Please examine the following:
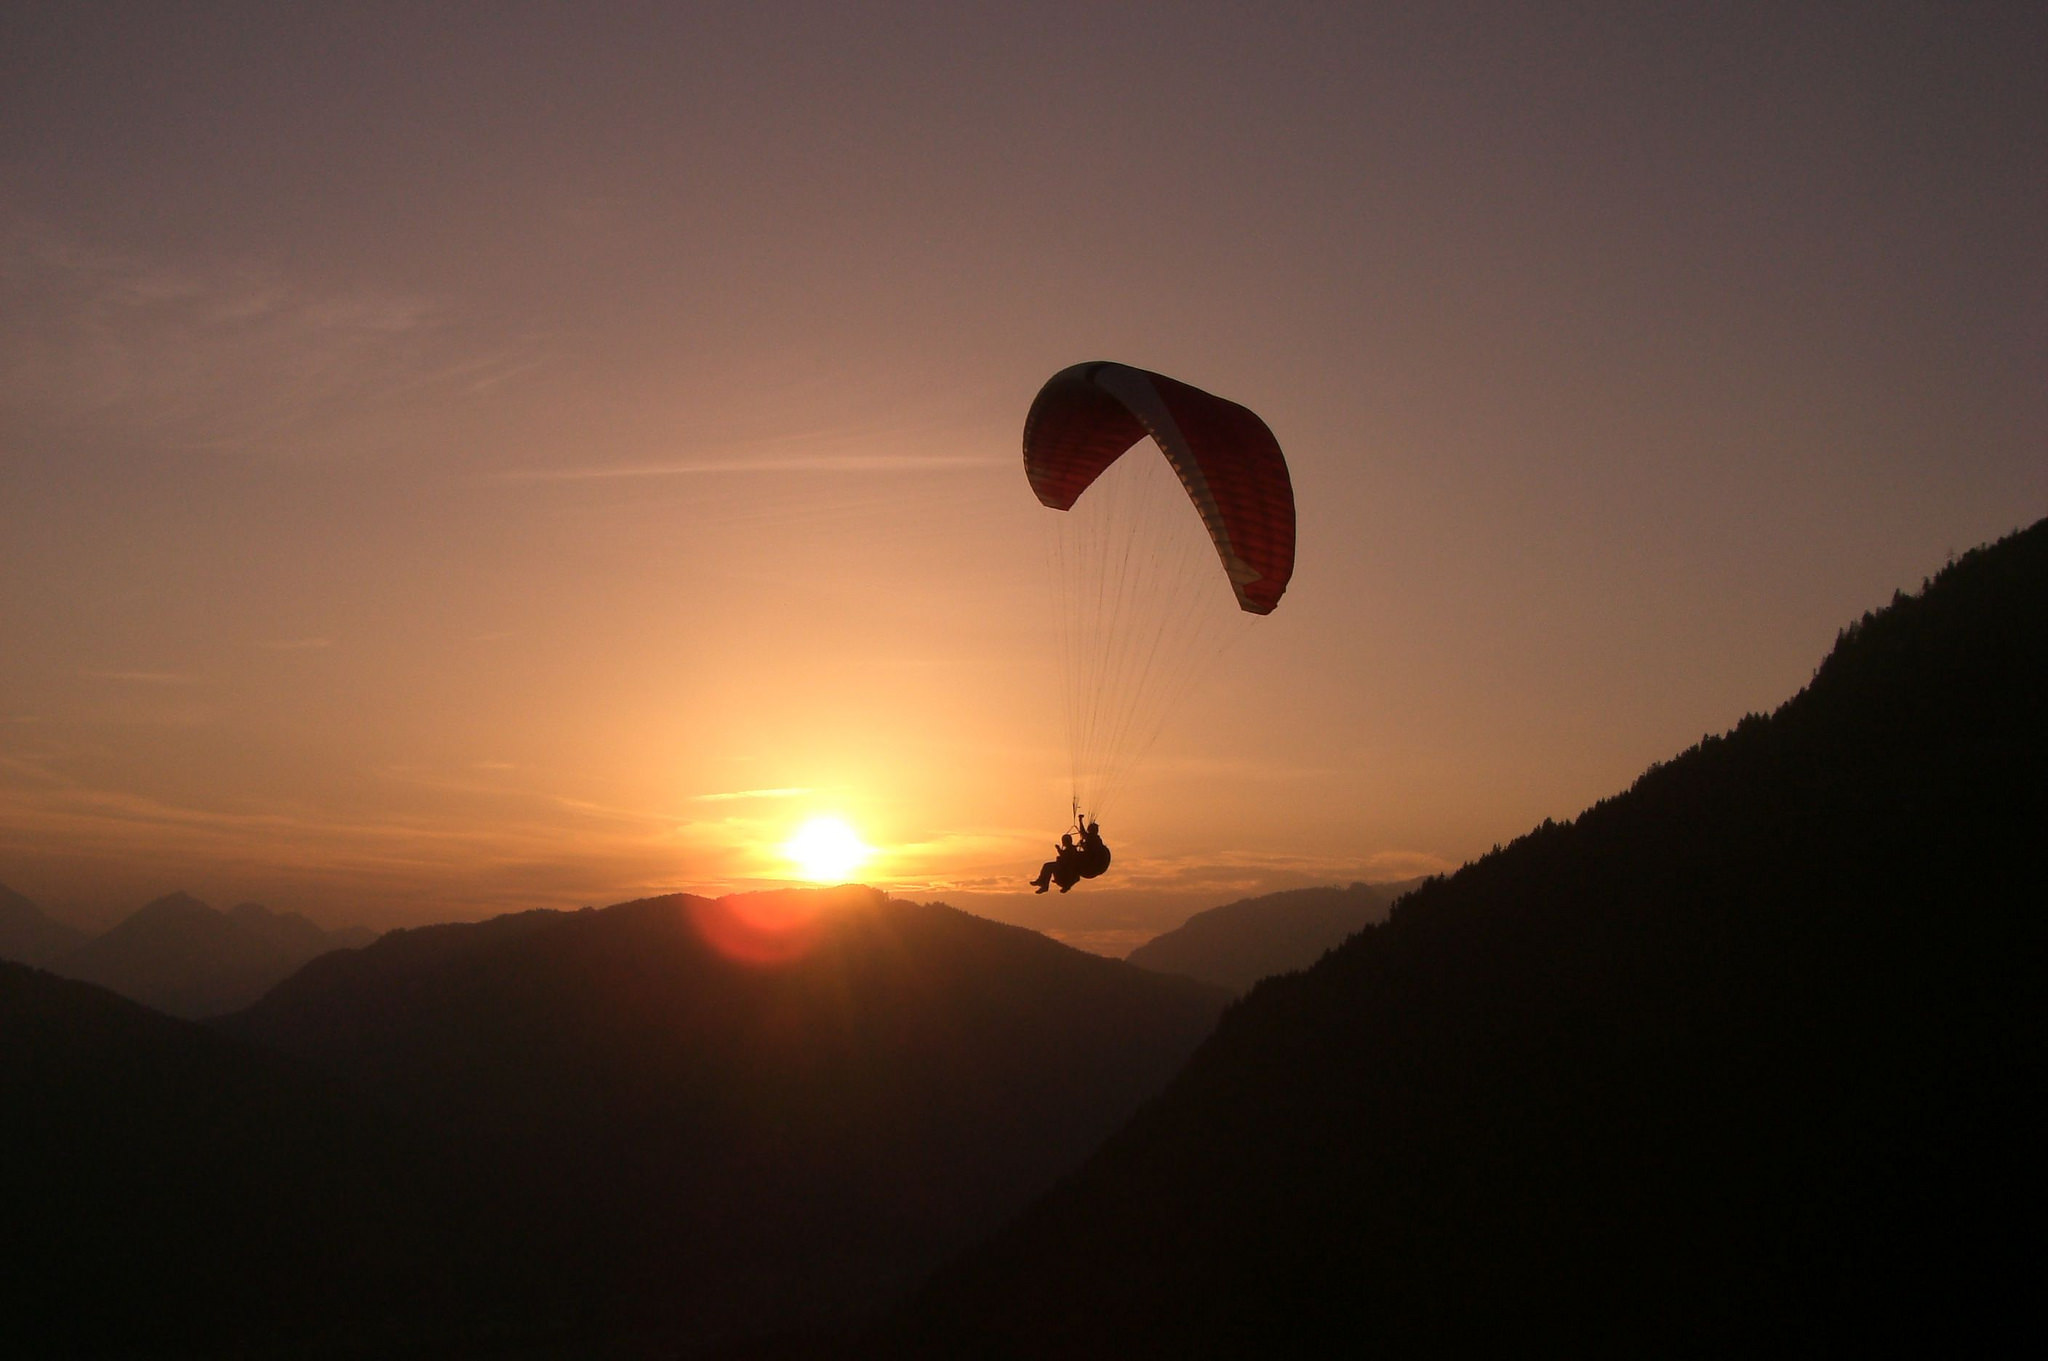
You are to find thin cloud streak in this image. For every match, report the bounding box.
[1,221,542,456]
[492,454,995,482]
[80,670,203,685]
[693,787,815,802]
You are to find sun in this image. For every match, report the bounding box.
[782,815,873,883]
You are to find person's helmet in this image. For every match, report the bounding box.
[1061,834,1075,847]
[1085,821,1099,835]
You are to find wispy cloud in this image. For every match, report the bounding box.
[0,758,702,901]
[692,787,815,803]
[80,669,203,685]
[492,454,993,482]
[905,837,1456,900]
[256,636,334,651]
[0,752,68,785]
[0,221,544,453]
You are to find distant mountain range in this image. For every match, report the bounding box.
[6,886,1229,1355]
[886,523,2048,1355]
[0,881,89,966]
[1127,879,1427,991]
[28,891,376,1018]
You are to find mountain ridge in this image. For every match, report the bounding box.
[1125,879,1426,991]
[885,520,2048,1355]
[12,887,1233,1354]
[48,891,377,1018]
[218,885,1231,1348]
[0,881,89,966]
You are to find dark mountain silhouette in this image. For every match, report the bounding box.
[217,887,1229,1350]
[1126,879,1426,991]
[229,898,378,953]
[0,961,517,1358]
[48,890,374,1018]
[886,520,2048,1357]
[0,880,88,966]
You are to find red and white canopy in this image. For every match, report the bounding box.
[1022,362,1295,615]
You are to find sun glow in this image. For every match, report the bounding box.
[782,815,872,883]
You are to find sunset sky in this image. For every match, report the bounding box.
[3,3,2042,949]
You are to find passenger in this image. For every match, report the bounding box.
[1030,834,1084,894]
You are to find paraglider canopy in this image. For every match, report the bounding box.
[1023,361,1295,614]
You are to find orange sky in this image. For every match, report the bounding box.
[3,4,2043,948]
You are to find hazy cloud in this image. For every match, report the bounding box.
[256,637,335,651]
[80,670,203,685]
[914,841,1455,901]
[0,221,542,453]
[692,787,816,802]
[492,454,992,482]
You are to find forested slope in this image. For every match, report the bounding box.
[889,519,2048,1356]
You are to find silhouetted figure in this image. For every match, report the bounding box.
[1031,835,1084,894]
[1030,818,1112,893]
[1075,820,1112,880]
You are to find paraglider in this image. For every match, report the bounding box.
[1022,362,1295,888]
[1028,818,1114,895]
